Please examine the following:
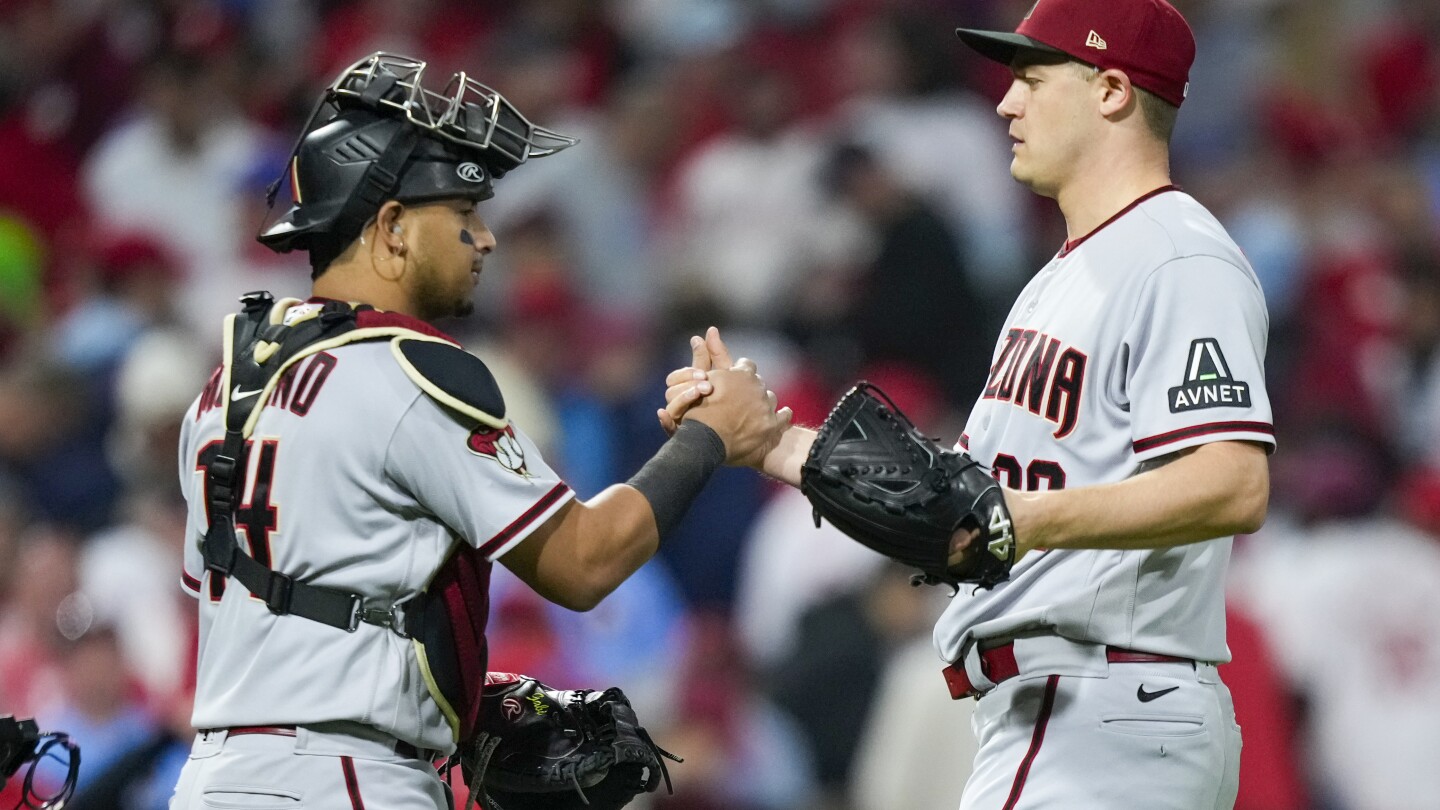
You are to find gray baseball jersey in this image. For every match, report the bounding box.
[178,304,573,755]
[934,187,1274,667]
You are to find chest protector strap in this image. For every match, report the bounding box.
[202,292,506,742]
[202,292,425,634]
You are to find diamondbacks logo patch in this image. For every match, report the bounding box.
[1169,339,1251,413]
[467,424,530,476]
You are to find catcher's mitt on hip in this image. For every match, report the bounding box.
[801,382,1017,590]
[460,673,681,810]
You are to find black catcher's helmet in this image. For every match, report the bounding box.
[259,53,576,267]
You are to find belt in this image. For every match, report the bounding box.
[221,725,436,761]
[942,644,1194,700]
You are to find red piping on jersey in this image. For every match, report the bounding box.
[1133,421,1275,454]
[1002,674,1060,810]
[304,297,459,343]
[181,571,202,593]
[959,433,970,450]
[341,756,366,810]
[479,483,571,557]
[1058,185,1181,258]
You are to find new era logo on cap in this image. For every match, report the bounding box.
[956,0,1196,107]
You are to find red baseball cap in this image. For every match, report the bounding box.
[956,0,1196,107]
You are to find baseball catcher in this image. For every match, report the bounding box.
[172,49,786,810]
[457,674,680,810]
[800,383,1016,590]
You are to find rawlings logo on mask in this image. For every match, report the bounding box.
[457,162,486,183]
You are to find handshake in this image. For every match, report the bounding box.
[652,327,803,481]
[653,328,1018,589]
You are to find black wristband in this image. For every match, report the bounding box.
[627,421,727,541]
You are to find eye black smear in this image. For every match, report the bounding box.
[459,229,475,246]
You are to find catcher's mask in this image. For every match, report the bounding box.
[258,52,576,269]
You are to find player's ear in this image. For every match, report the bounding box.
[1096,69,1134,118]
[375,201,407,258]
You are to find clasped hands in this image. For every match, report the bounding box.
[657,328,987,566]
[655,327,793,469]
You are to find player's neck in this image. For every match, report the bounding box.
[1056,148,1172,245]
[312,263,420,319]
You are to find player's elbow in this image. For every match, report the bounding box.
[1231,487,1268,535]
[538,563,628,612]
[552,580,608,612]
[1223,450,1270,536]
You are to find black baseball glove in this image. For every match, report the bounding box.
[800,382,1017,590]
[459,674,680,810]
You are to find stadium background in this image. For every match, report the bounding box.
[1,0,1438,808]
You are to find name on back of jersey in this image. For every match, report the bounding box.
[194,352,339,421]
[982,328,1087,439]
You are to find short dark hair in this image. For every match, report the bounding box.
[1135,86,1180,143]
[1067,60,1179,143]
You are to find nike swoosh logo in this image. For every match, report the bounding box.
[231,386,263,401]
[1137,685,1180,703]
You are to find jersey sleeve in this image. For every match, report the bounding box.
[384,392,574,562]
[1124,255,1276,462]
[178,409,204,599]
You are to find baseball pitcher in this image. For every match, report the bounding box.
[664,1,1272,807]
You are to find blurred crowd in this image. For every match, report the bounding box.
[0,0,1438,808]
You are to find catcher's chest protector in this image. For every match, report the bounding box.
[205,292,510,744]
[413,545,493,742]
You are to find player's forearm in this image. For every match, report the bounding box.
[514,488,661,611]
[1008,441,1269,554]
[760,425,816,487]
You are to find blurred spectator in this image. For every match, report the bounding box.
[0,528,78,718]
[768,565,940,805]
[831,8,1029,305]
[1220,604,1311,810]
[79,485,191,710]
[734,485,884,669]
[1397,245,1440,466]
[488,558,688,721]
[666,60,859,326]
[63,328,208,796]
[0,356,117,530]
[106,329,213,493]
[46,624,156,784]
[314,0,491,82]
[1167,0,1268,173]
[481,70,680,325]
[655,614,818,810]
[848,637,976,810]
[81,49,271,316]
[1231,465,1440,810]
[53,234,181,373]
[819,143,992,407]
[610,0,750,59]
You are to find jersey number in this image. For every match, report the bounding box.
[195,439,280,602]
[991,453,1067,491]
